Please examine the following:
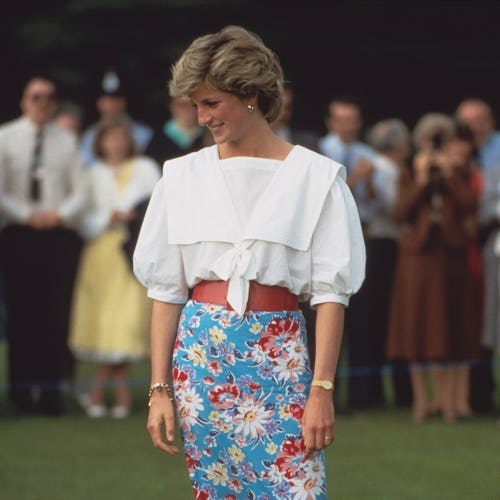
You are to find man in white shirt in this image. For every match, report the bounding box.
[0,76,87,415]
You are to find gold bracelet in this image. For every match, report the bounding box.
[148,382,174,406]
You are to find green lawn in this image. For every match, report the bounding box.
[1,342,499,500]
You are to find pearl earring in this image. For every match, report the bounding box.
[247,104,255,112]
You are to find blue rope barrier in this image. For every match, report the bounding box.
[0,357,498,393]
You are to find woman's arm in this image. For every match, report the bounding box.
[146,300,184,455]
[302,302,344,454]
[303,168,364,453]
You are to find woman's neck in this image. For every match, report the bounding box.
[107,157,129,168]
[219,125,293,161]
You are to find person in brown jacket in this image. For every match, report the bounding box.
[386,113,480,423]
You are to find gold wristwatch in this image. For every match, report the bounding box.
[311,380,334,390]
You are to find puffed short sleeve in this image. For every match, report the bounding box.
[132,176,189,303]
[310,175,366,307]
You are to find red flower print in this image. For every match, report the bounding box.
[185,454,195,472]
[195,489,209,500]
[275,437,306,479]
[173,367,189,384]
[208,360,222,376]
[208,383,239,409]
[266,318,300,336]
[228,478,242,493]
[248,381,261,391]
[258,319,301,358]
[290,403,304,420]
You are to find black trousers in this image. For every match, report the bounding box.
[470,348,496,413]
[1,224,82,413]
[345,237,412,408]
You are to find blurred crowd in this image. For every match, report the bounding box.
[0,71,499,424]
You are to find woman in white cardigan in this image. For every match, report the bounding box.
[70,115,160,418]
[133,26,365,498]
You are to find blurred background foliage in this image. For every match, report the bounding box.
[3,1,500,134]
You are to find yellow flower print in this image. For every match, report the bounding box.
[209,326,227,345]
[205,304,223,314]
[278,404,292,420]
[220,422,233,432]
[228,444,245,464]
[206,462,228,486]
[250,322,263,334]
[187,345,207,367]
[209,411,219,421]
[266,442,278,454]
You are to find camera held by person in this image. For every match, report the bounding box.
[428,133,445,191]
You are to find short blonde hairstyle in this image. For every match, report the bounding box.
[168,25,284,123]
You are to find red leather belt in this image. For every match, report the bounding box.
[192,280,298,312]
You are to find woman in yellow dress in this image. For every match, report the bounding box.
[70,115,161,418]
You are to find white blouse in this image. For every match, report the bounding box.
[133,145,366,315]
[76,156,160,240]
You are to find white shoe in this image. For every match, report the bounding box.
[86,404,107,418]
[110,406,130,419]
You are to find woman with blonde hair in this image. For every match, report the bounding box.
[70,115,160,418]
[134,25,365,497]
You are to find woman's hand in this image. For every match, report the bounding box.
[413,152,431,186]
[146,392,180,455]
[302,387,335,455]
[414,151,453,186]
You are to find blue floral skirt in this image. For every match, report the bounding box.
[172,300,327,499]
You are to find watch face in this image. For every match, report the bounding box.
[322,381,333,390]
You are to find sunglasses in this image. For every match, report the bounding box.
[27,92,56,102]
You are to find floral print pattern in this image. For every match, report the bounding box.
[172,300,327,499]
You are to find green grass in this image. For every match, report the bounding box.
[1,342,499,500]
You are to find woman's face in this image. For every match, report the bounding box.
[190,85,253,146]
[101,126,131,162]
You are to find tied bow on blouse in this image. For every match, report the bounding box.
[211,240,257,315]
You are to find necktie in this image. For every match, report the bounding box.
[30,126,43,201]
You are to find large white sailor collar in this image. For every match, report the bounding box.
[164,145,344,251]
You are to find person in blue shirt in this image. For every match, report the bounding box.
[456,98,500,173]
[456,97,499,414]
[144,95,206,167]
[319,96,378,227]
[319,96,382,411]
